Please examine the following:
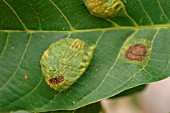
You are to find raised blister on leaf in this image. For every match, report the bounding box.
[83,0,125,18]
[40,38,96,92]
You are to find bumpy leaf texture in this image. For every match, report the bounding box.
[0,0,169,112]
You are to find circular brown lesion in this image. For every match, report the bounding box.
[49,76,64,84]
[125,44,147,61]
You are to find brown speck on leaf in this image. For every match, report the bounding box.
[49,76,64,84]
[24,74,28,79]
[72,39,80,49]
[125,44,147,61]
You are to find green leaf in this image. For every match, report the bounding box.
[0,0,169,112]
[46,102,102,113]
[8,102,101,113]
[11,110,32,113]
[111,85,147,98]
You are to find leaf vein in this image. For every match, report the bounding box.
[49,0,74,30]
[29,0,42,30]
[157,0,170,21]
[138,0,154,24]
[147,64,166,74]
[72,30,138,105]
[109,29,160,94]
[0,32,9,60]
[0,33,32,90]
[105,19,120,27]
[5,75,43,108]
[3,0,28,30]
[163,58,170,74]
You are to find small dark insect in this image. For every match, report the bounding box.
[49,76,64,84]
[125,44,147,61]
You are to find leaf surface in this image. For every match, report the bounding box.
[0,0,170,112]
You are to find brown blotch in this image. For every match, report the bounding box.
[49,76,64,84]
[24,74,28,79]
[125,44,147,61]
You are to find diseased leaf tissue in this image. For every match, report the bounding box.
[40,38,95,92]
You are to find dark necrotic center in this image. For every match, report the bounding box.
[49,76,64,84]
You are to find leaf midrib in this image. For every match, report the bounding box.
[0,24,169,33]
